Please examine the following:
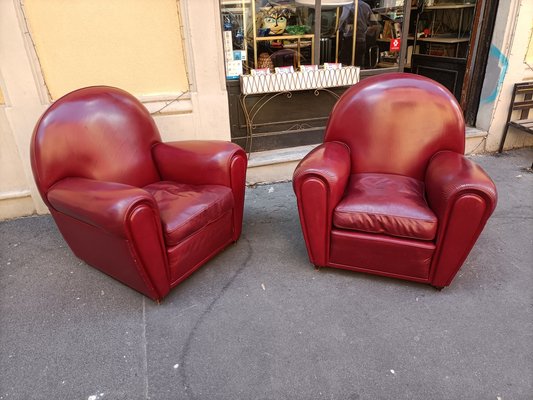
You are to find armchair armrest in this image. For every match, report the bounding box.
[152,140,247,187]
[425,151,497,220]
[47,177,158,238]
[293,142,351,266]
[425,151,498,287]
[48,177,170,300]
[153,140,247,241]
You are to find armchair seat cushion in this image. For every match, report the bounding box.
[333,173,438,241]
[144,182,234,246]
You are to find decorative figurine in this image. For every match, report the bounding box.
[257,3,295,36]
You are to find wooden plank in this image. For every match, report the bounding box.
[509,121,533,134]
[512,119,533,126]
[425,4,475,9]
[417,37,470,44]
[511,100,533,110]
[515,87,533,94]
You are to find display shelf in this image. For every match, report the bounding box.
[425,4,475,9]
[370,2,410,69]
[417,37,470,43]
[412,2,476,59]
[255,34,315,42]
[376,61,397,68]
[295,0,352,8]
[409,1,477,101]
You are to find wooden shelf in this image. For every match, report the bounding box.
[221,0,251,4]
[425,4,475,9]
[372,6,403,14]
[417,37,470,44]
[412,3,476,59]
[255,34,315,42]
[376,61,398,68]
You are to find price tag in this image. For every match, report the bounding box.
[390,38,401,52]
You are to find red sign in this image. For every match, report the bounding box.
[390,38,401,52]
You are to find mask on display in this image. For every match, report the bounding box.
[259,3,294,35]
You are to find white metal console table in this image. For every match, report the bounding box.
[239,66,360,154]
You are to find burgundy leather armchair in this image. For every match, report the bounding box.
[293,73,497,289]
[31,87,247,301]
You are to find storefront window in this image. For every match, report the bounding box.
[220,0,407,79]
[220,0,412,153]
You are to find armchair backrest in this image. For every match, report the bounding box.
[324,73,465,180]
[31,86,162,199]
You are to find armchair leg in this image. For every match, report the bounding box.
[432,285,444,291]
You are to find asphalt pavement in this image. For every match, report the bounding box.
[1,148,532,400]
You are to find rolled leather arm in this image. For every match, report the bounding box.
[152,140,247,187]
[425,151,497,220]
[47,177,159,238]
[425,151,498,287]
[292,142,351,266]
[153,140,247,241]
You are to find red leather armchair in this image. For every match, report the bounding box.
[31,87,247,301]
[293,73,497,289]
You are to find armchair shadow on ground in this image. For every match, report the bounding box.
[30,86,247,301]
[293,73,498,289]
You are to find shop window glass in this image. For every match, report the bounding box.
[219,0,407,78]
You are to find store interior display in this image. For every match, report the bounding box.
[412,2,475,58]
[221,0,476,82]
[409,0,477,100]
[220,0,408,79]
[220,1,484,152]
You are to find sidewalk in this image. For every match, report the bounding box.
[1,148,532,400]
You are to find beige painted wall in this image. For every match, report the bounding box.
[0,110,35,219]
[526,31,533,65]
[0,1,47,219]
[24,0,189,99]
[1,73,34,219]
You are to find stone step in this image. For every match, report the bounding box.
[465,126,488,154]
[246,144,317,185]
